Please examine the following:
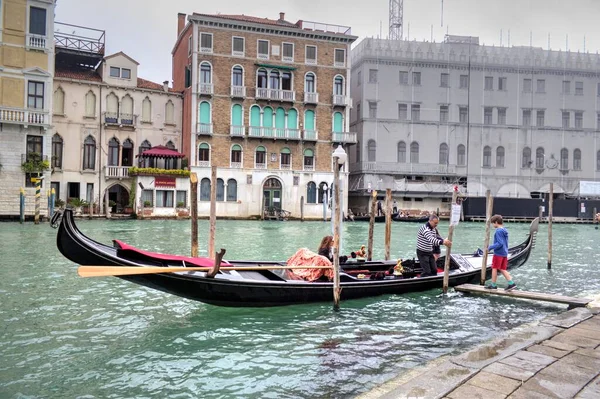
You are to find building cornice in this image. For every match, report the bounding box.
[54,77,183,97]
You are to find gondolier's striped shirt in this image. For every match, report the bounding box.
[416,223,443,253]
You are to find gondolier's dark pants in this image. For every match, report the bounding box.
[417,249,438,277]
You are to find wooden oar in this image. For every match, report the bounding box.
[78,265,334,278]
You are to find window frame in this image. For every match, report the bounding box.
[27,81,44,109]
[52,134,63,169]
[257,39,270,59]
[232,36,245,56]
[282,42,294,62]
[29,6,47,36]
[200,32,213,53]
[334,48,345,67]
[83,135,96,170]
[305,45,317,65]
[109,66,120,78]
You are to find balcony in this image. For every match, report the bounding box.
[104,112,118,124]
[55,22,105,68]
[198,161,211,167]
[231,86,246,98]
[255,162,267,169]
[303,130,318,141]
[120,113,135,127]
[105,166,131,179]
[230,125,245,137]
[304,92,319,104]
[197,123,213,136]
[350,162,457,175]
[255,88,295,102]
[199,83,213,96]
[303,164,315,172]
[332,131,357,144]
[248,127,301,140]
[332,95,352,107]
[281,164,292,170]
[103,112,136,128]
[0,107,49,128]
[27,34,47,51]
[230,162,242,169]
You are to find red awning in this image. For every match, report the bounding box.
[137,145,185,159]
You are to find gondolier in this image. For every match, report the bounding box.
[416,215,451,277]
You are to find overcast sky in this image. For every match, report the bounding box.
[55,0,600,84]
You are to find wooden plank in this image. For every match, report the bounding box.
[455,284,591,307]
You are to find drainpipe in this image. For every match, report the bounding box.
[98,85,103,215]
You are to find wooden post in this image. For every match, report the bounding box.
[19,188,25,224]
[105,190,111,219]
[367,190,377,261]
[34,178,41,225]
[384,188,392,260]
[209,166,217,260]
[190,173,198,257]
[332,160,342,310]
[593,207,597,223]
[547,183,553,270]
[50,188,55,220]
[538,205,543,222]
[480,190,493,285]
[89,189,94,218]
[442,189,459,294]
[300,196,304,222]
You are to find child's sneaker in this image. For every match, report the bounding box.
[505,283,517,291]
[485,284,497,290]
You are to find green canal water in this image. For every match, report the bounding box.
[1,218,599,398]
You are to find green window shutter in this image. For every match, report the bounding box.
[275,107,286,128]
[305,110,315,131]
[281,147,291,154]
[263,107,273,127]
[199,102,211,124]
[250,106,261,127]
[304,148,314,157]
[287,108,298,129]
[333,112,343,133]
[232,104,243,126]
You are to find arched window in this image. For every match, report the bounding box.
[318,182,329,204]
[496,146,505,168]
[303,148,314,170]
[83,136,96,170]
[108,137,119,166]
[275,107,286,136]
[573,149,582,171]
[305,73,316,93]
[281,147,291,169]
[307,182,317,204]
[232,65,243,87]
[367,139,376,162]
[53,87,65,115]
[216,178,225,201]
[560,148,569,170]
[200,178,211,201]
[166,141,176,150]
[52,134,63,169]
[269,70,280,90]
[397,141,406,163]
[257,68,268,88]
[165,100,175,124]
[227,179,238,202]
[263,106,273,128]
[287,108,298,130]
[139,139,152,155]
[483,146,491,167]
[282,71,292,91]
[333,112,343,133]
[106,93,118,123]
[120,95,133,125]
[231,104,243,128]
[199,101,211,130]
[334,75,344,95]
[85,90,96,117]
[200,62,212,84]
[122,138,134,166]
[255,146,266,168]
[410,142,419,163]
[141,97,151,123]
[536,147,545,169]
[439,143,449,165]
[198,143,210,165]
[231,144,242,167]
[457,144,466,166]
[250,105,261,136]
[522,147,532,168]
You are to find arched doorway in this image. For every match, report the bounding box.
[263,178,282,212]
[106,184,129,213]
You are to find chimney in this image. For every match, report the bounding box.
[279,12,285,21]
[163,81,169,92]
[177,13,186,37]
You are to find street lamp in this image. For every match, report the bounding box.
[331,144,346,310]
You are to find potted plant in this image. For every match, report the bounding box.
[55,198,65,209]
[176,201,185,208]
[21,152,50,176]
[143,200,152,207]
[68,198,88,216]
[109,200,117,214]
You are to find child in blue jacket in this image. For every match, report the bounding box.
[485,214,516,291]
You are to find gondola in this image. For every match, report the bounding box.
[351,214,429,223]
[53,209,538,307]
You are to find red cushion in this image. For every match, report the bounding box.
[113,239,231,267]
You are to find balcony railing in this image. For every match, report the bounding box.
[303,130,318,141]
[248,127,301,140]
[255,88,295,102]
[332,95,351,107]
[350,162,457,175]
[281,164,292,170]
[230,162,242,169]
[105,166,131,179]
[120,113,135,126]
[197,123,213,136]
[198,161,211,167]
[231,86,246,98]
[304,164,315,172]
[0,107,49,127]
[230,125,245,137]
[304,92,319,104]
[104,112,118,124]
[27,34,47,50]
[199,83,214,95]
[55,22,106,55]
[255,162,267,169]
[332,131,357,144]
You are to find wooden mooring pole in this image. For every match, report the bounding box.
[190,173,198,257]
[367,190,377,261]
[548,183,553,270]
[384,189,392,260]
[19,188,25,224]
[480,190,493,285]
[442,189,459,294]
[332,158,342,310]
[300,196,304,222]
[538,205,543,222]
[209,166,217,260]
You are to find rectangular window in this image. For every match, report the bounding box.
[575,81,583,95]
[398,104,408,120]
[258,40,269,59]
[562,80,571,94]
[497,108,506,125]
[281,153,291,167]
[232,37,245,56]
[399,71,408,85]
[484,107,493,124]
[523,79,532,93]
[334,49,345,67]
[439,105,449,122]
[282,42,294,62]
[537,79,546,93]
[188,36,192,56]
[67,182,80,199]
[142,190,154,207]
[412,72,421,85]
[357,71,361,86]
[485,76,493,90]
[369,69,378,83]
[575,112,583,129]
[368,101,377,118]
[121,68,131,79]
[523,109,531,126]
[29,7,47,35]
[459,75,468,89]
[305,45,317,64]
[562,111,570,128]
[27,81,44,109]
[537,110,545,126]
[156,190,174,207]
[27,135,43,158]
[200,33,213,53]
[356,103,361,120]
[440,73,449,88]
[498,77,507,91]
[110,67,120,78]
[184,66,191,88]
[411,104,420,121]
[459,106,468,123]
[176,191,187,207]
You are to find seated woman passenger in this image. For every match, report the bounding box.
[318,235,334,263]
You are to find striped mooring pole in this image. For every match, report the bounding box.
[19,188,25,224]
[50,188,55,220]
[34,177,41,225]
